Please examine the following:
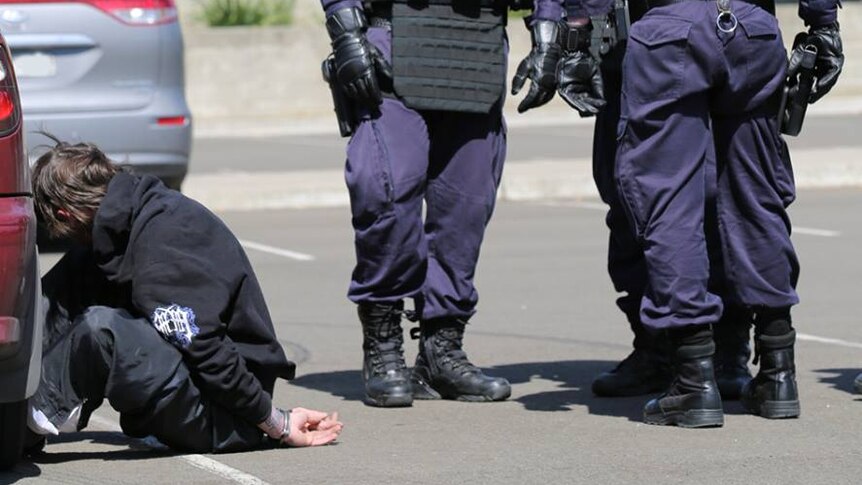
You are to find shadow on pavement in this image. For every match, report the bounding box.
[28,431,173,465]
[814,368,862,397]
[0,461,41,484]
[291,359,655,422]
[491,360,645,421]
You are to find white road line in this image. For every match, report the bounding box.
[797,333,862,350]
[794,227,842,237]
[181,455,271,485]
[538,200,606,210]
[239,240,315,261]
[88,415,271,485]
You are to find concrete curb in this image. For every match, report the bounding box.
[191,98,862,139]
[184,147,862,212]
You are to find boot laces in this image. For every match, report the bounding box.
[431,328,480,376]
[409,323,480,376]
[364,309,407,374]
[367,342,407,374]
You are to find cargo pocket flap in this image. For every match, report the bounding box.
[739,15,777,39]
[630,18,692,47]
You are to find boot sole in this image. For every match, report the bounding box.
[364,393,414,408]
[745,399,800,419]
[452,387,512,403]
[644,409,724,428]
[411,376,511,402]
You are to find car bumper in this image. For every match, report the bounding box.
[0,198,41,403]
[24,104,192,187]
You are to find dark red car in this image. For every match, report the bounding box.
[0,33,42,470]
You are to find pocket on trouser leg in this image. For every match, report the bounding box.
[614,119,648,240]
[345,120,396,230]
[755,116,796,208]
[771,133,796,208]
[623,16,693,103]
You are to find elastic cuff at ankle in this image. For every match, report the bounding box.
[757,330,796,349]
[677,341,715,360]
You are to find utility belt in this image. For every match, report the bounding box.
[586,0,633,61]
[364,0,533,22]
[584,0,775,61]
[644,0,775,15]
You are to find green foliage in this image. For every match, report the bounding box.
[507,9,530,20]
[201,0,295,27]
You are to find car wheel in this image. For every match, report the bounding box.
[0,399,28,470]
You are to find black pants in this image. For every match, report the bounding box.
[32,249,268,453]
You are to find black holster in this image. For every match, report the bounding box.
[322,56,358,138]
[779,37,818,137]
[589,0,631,61]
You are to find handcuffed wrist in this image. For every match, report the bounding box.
[259,406,290,440]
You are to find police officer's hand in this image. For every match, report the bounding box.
[512,19,562,113]
[788,22,844,103]
[327,7,392,108]
[557,50,606,117]
[283,408,343,448]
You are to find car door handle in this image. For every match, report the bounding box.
[4,34,98,50]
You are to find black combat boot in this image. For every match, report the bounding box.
[643,325,724,428]
[592,321,672,397]
[713,307,753,400]
[358,302,413,407]
[741,311,799,419]
[410,318,511,402]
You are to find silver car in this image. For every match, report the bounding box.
[1,0,192,189]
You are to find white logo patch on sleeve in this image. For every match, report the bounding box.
[151,304,200,349]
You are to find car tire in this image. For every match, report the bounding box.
[0,399,28,470]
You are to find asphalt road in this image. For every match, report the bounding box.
[188,114,862,174]
[4,188,862,485]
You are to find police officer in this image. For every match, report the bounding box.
[612,0,843,426]
[557,0,754,400]
[320,0,566,407]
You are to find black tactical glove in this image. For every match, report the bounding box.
[788,22,843,103]
[556,23,605,117]
[326,7,392,107]
[512,18,562,113]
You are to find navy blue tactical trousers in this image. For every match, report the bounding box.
[616,1,799,329]
[344,27,507,320]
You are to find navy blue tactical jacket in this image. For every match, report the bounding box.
[91,173,295,425]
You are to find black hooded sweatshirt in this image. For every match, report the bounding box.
[90,173,295,424]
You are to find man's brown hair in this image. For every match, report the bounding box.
[31,135,122,239]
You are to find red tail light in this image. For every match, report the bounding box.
[0,46,21,138]
[157,116,188,126]
[89,0,178,25]
[0,0,177,26]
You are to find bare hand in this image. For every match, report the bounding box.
[283,407,343,447]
